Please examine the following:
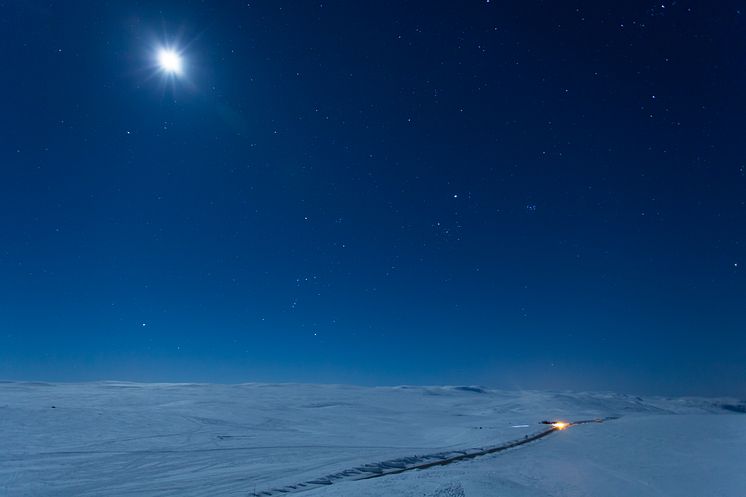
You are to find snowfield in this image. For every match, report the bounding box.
[0,381,743,497]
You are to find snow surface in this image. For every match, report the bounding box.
[0,381,743,497]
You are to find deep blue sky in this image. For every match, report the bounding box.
[1,1,744,396]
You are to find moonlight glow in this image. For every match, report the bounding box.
[158,49,183,74]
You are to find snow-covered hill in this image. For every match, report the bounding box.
[0,382,743,496]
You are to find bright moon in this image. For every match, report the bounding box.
[158,49,182,74]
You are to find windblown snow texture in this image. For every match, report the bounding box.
[1,382,743,497]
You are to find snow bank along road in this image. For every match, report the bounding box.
[255,418,617,496]
[1,382,743,497]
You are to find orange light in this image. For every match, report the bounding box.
[551,422,569,430]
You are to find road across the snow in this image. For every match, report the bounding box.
[251,417,616,496]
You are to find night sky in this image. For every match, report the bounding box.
[2,1,744,396]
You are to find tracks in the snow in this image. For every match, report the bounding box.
[250,417,616,496]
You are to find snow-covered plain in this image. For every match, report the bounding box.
[0,381,743,497]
